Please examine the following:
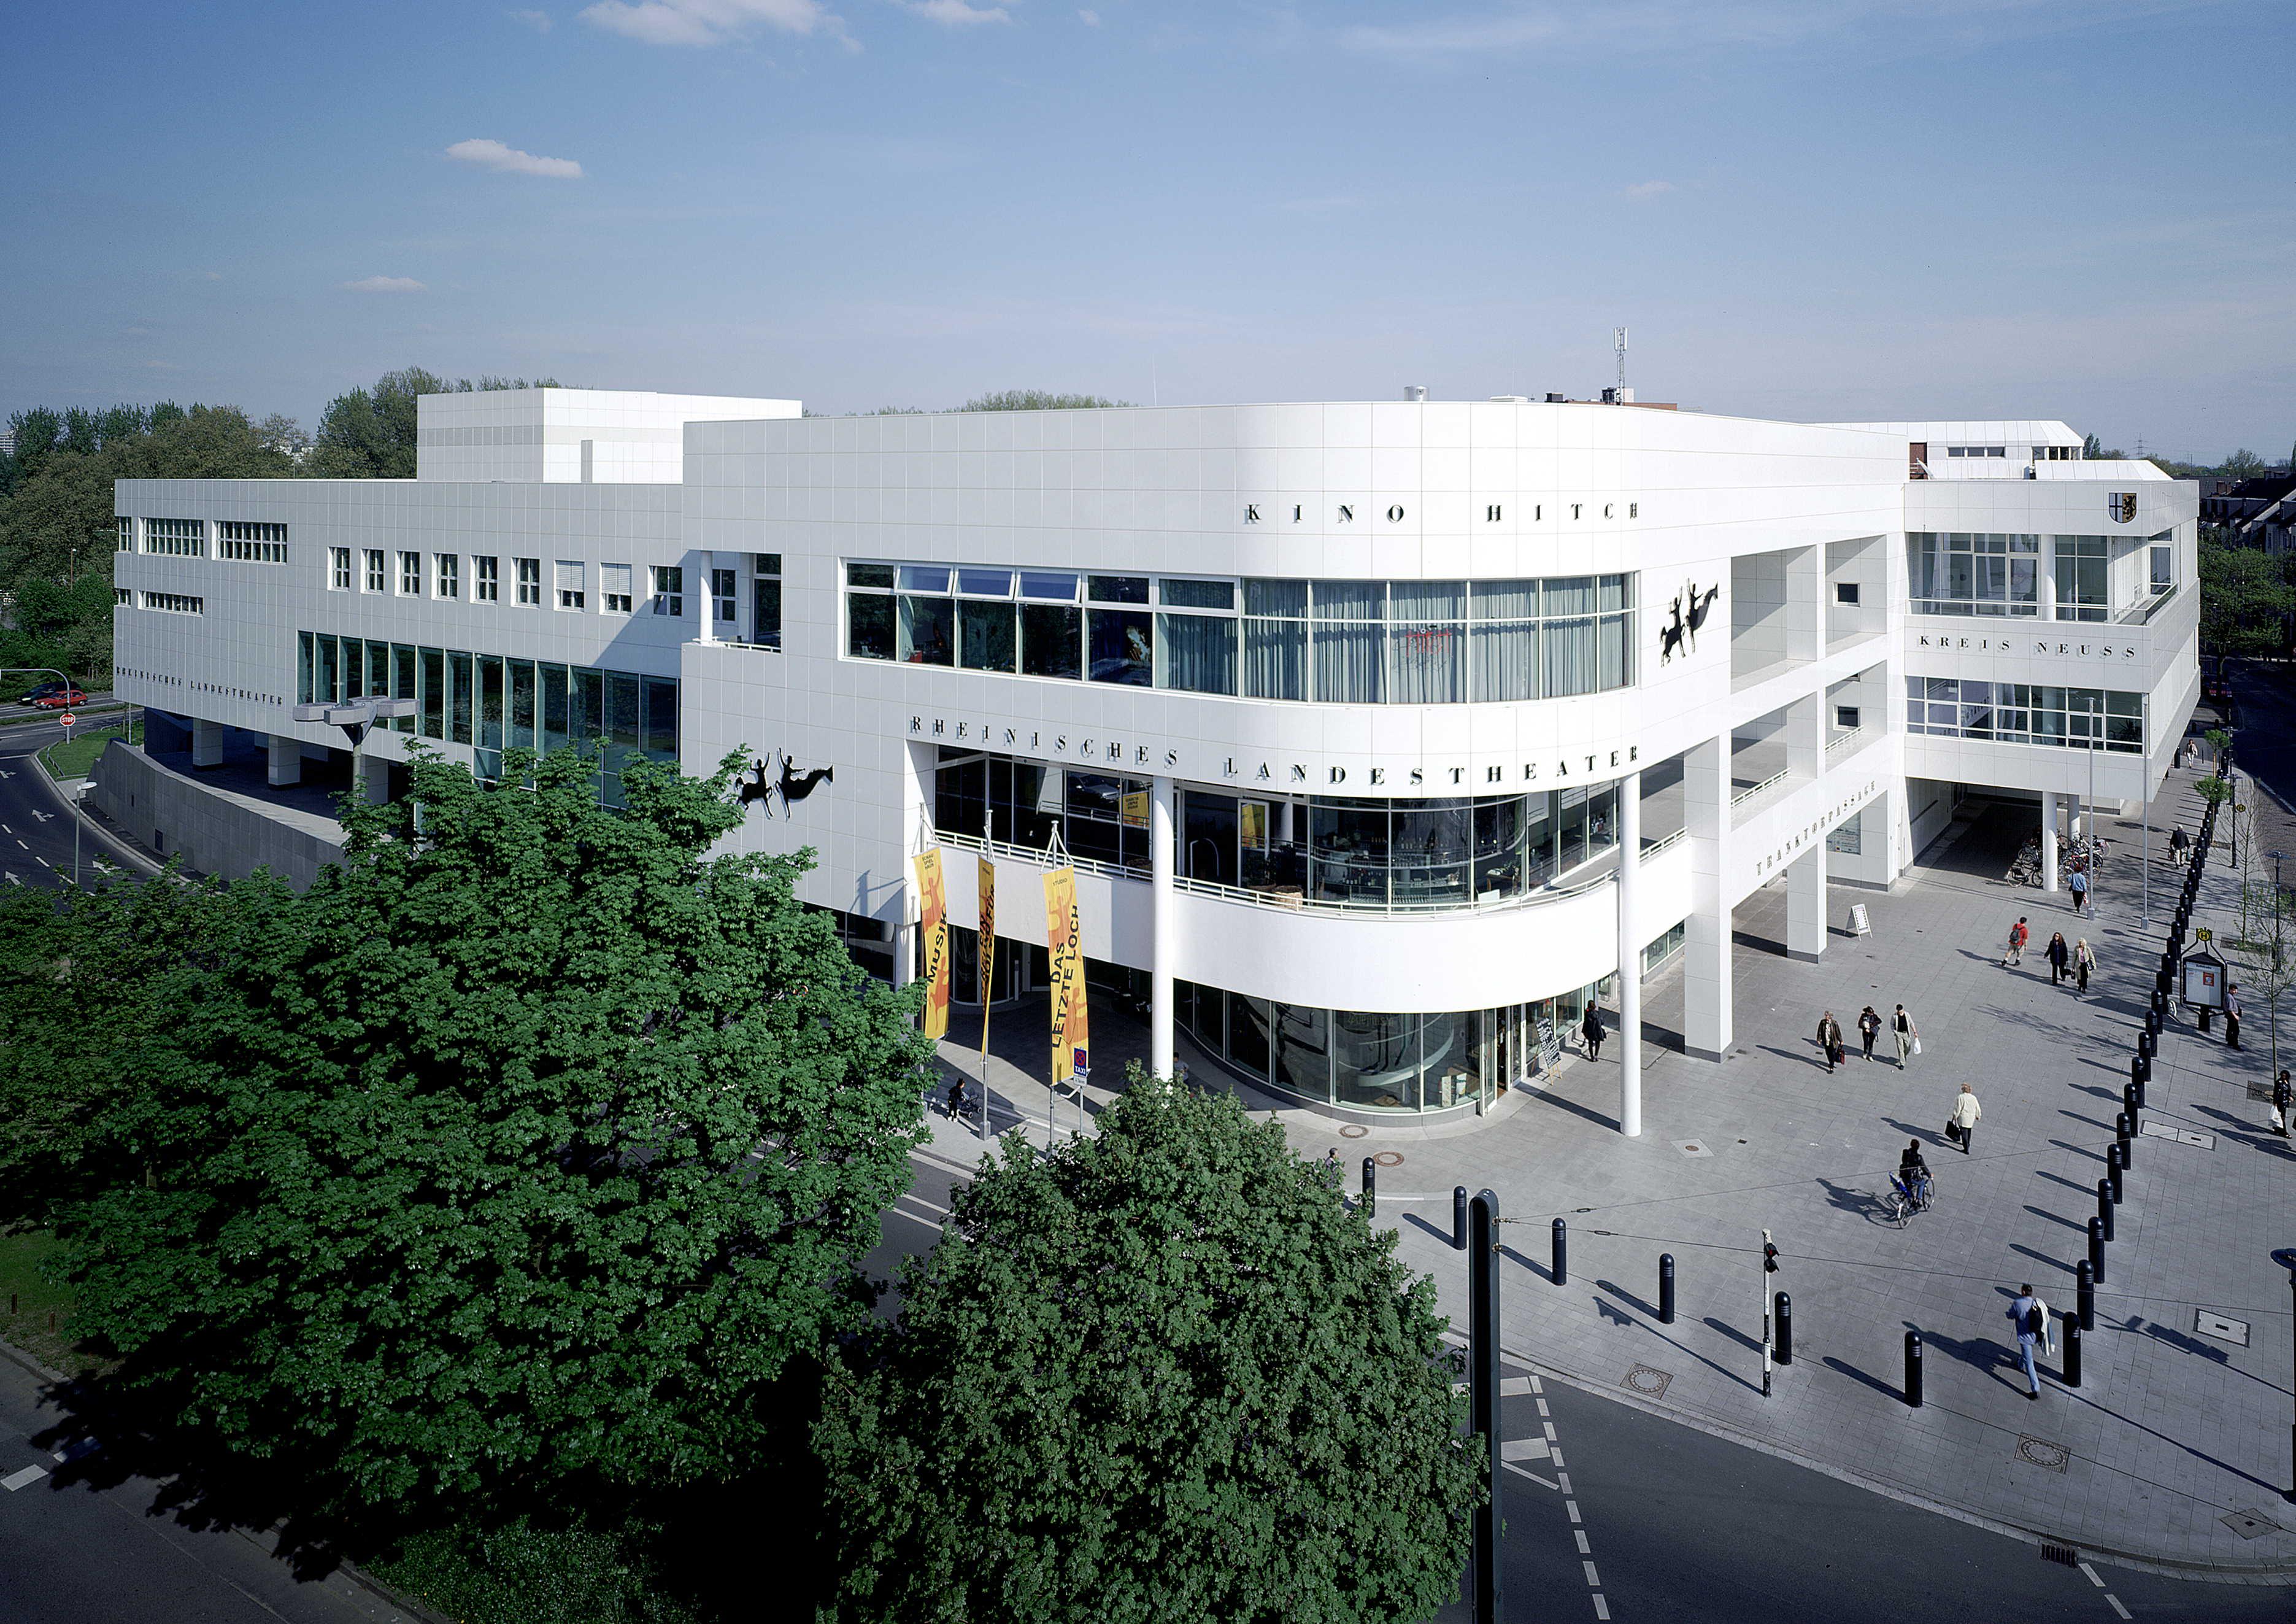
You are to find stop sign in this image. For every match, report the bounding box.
[57,712,75,730]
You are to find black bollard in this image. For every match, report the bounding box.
[2097,1177,2114,1243]
[1774,1291,1793,1365]
[2133,1054,2149,1096]
[1362,1156,1377,1221]
[2138,1028,2155,1061]
[2064,1315,2082,1388]
[2130,1055,2146,1095]
[1453,1185,1468,1251]
[1659,1253,1676,1324]
[1905,1331,1924,1408]
[2089,1215,2106,1287]
[2144,1009,2161,1039]
[2124,1081,2140,1119]
[2108,1142,2125,1204]
[2077,1260,2095,1330]
[2117,1112,2136,1170]
[1551,1216,1568,1286]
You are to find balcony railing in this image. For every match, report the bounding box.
[1732,768,1791,809]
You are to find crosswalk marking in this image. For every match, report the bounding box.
[2,1464,49,1491]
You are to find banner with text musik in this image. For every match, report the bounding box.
[914,848,950,1040]
[977,855,996,1056]
[1044,865,1089,1085]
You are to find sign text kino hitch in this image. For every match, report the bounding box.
[911,713,1639,786]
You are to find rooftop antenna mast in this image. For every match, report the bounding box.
[1614,326,1629,389]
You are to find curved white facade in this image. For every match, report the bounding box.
[110,389,2200,1128]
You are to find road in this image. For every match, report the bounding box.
[0,1348,412,1624]
[2226,660,2296,814]
[0,713,150,891]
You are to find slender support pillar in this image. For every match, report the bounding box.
[1617,770,1643,1136]
[190,717,225,769]
[359,753,390,806]
[1150,775,1176,1079]
[1786,843,1827,962]
[1684,737,1734,1062]
[695,549,717,644]
[2041,791,2059,892]
[266,732,302,787]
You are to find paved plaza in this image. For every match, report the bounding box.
[916,762,2296,1576]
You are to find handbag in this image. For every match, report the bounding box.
[1944,1118,1960,1143]
[1912,1037,1922,1056]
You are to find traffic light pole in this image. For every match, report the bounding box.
[1760,1228,1776,1398]
[1470,1189,1501,1624]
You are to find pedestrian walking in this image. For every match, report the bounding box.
[1893,1003,1919,1069]
[2273,1069,2291,1138]
[2227,984,2243,1050]
[2031,1285,2057,1359]
[2073,935,2095,993]
[2046,930,2070,985]
[2170,824,2190,867]
[1581,1001,1605,1061]
[1817,1010,1844,1072]
[1948,1083,1981,1154]
[1858,1005,1882,1062]
[2068,864,2090,918]
[2003,916,2030,967]
[947,1078,968,1119]
[2010,1285,2044,1398]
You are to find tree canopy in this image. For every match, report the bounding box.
[814,1074,1479,1624]
[307,368,561,478]
[9,744,932,1525]
[2198,532,2294,656]
[960,389,1133,412]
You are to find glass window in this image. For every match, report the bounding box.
[848,592,896,660]
[1275,1003,1330,1104]
[1020,603,1082,679]
[449,652,472,744]
[958,568,1014,597]
[436,554,461,600]
[541,663,569,753]
[329,547,352,590]
[420,648,445,740]
[1160,578,1234,609]
[393,645,417,731]
[1333,1010,1420,1111]
[477,655,504,750]
[651,565,684,616]
[515,557,542,606]
[848,563,896,589]
[1019,570,1077,600]
[364,549,385,592]
[399,551,422,595]
[603,562,633,614]
[1390,800,1471,904]
[711,567,737,625]
[900,594,955,665]
[507,659,536,750]
[642,676,679,761]
[1227,993,1271,1080]
[1158,613,1236,694]
[754,553,784,576]
[474,555,499,602]
[1088,574,1149,604]
[900,565,951,594]
[1311,800,1389,905]
[752,576,782,646]
[1087,608,1152,686]
[959,598,1017,673]
[1244,615,1307,700]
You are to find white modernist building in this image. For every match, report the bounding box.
[109,389,2198,1132]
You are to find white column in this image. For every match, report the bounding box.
[360,753,391,806]
[1617,771,1643,1137]
[1786,544,1823,663]
[2040,791,2059,891]
[1684,736,1734,1062]
[266,732,302,787]
[2040,536,2059,620]
[1787,843,1827,962]
[696,549,716,644]
[1150,775,1176,1079]
[190,717,224,768]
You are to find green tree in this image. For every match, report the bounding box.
[2220,448,2268,480]
[814,1074,1480,1624]
[2198,533,2293,656]
[2,406,63,493]
[309,369,560,478]
[36,745,932,1521]
[960,390,1133,411]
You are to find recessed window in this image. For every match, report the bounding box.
[515,557,542,606]
[141,590,204,614]
[220,521,288,563]
[398,551,422,595]
[1835,582,1860,606]
[473,555,499,602]
[364,549,386,592]
[651,565,684,617]
[435,554,461,600]
[115,517,134,552]
[329,547,353,590]
[144,518,204,557]
[710,567,736,627]
[749,557,780,648]
[114,587,131,606]
[602,562,634,614]
[556,560,586,611]
[1836,705,1861,730]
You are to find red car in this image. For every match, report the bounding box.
[33,689,88,710]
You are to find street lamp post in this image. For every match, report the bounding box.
[4,666,85,884]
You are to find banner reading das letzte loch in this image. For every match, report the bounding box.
[1043,866,1089,1084]
[913,848,950,1040]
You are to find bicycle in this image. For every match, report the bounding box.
[1883,1172,1933,1227]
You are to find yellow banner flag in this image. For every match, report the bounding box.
[914,848,950,1041]
[1043,865,1090,1084]
[977,856,996,1056]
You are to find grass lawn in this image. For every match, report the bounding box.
[0,1229,94,1375]
[39,717,141,782]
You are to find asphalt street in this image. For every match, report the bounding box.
[0,713,148,892]
[2225,660,2296,813]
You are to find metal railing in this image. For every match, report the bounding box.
[1732,768,1792,808]
[1826,725,1867,756]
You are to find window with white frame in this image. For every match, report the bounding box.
[329,547,353,590]
[2149,541,2175,594]
[710,567,737,630]
[218,520,288,563]
[515,557,541,606]
[114,587,131,606]
[601,562,633,614]
[435,554,461,600]
[115,517,134,552]
[399,551,422,595]
[556,560,586,611]
[141,591,204,614]
[144,518,204,557]
[651,565,684,616]
[364,548,385,592]
[2052,535,2109,622]
[474,555,499,601]
[751,554,782,648]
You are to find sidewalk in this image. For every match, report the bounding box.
[911,767,2294,1573]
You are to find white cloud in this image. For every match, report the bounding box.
[579,0,830,44]
[1623,179,1674,198]
[342,276,428,293]
[445,137,585,179]
[1077,6,1099,20]
[510,7,553,28]
[901,0,1010,21]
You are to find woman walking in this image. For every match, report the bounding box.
[1893,1003,1919,1069]
[1817,1010,1844,1072]
[2046,930,2070,986]
[2073,936,2095,993]
[1581,1001,1606,1061]
[1858,1005,1882,1062]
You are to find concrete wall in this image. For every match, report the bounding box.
[87,741,344,891]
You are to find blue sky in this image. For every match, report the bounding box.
[4,0,2290,459]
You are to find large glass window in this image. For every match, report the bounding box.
[1088,606,1153,686]
[1244,579,1308,700]
[1906,675,2142,752]
[1907,532,2041,617]
[2054,536,2109,622]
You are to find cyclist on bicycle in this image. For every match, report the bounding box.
[1897,1139,1933,1208]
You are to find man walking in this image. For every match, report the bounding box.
[1581,1000,1605,1061]
[2274,1069,2292,1139]
[2227,983,2243,1050]
[2009,1285,2044,1399]
[1817,1010,1843,1072]
[1949,1083,1981,1154]
[1858,1005,1882,1062]
[2068,864,2090,918]
[2004,916,2030,967]
[1893,1003,1919,1069]
[2170,824,2190,867]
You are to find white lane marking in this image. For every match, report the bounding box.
[1500,1377,1535,1397]
[1543,1421,1558,1440]
[1536,1398,1551,1417]
[3,874,17,886]
[895,1192,953,1221]
[1501,1461,1558,1490]
[1582,1561,1601,1587]
[1501,1437,1551,1463]
[1592,1595,1610,1621]
[31,856,47,868]
[1557,1471,1573,1493]
[1565,1500,1582,1524]
[1574,1530,1591,1553]
[1,824,10,834]
[28,810,49,823]
[2079,1563,2106,1588]
[2,1464,48,1491]
[2104,1596,2130,1620]
[1528,1375,1544,1394]
[12,839,23,849]
[1550,1447,1565,1467]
